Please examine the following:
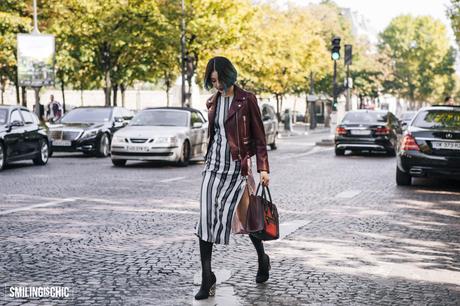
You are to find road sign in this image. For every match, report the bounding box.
[17,33,55,87]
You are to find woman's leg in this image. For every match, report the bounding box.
[249,234,271,283]
[195,239,216,300]
[199,239,213,279]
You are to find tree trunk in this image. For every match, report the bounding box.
[0,79,4,105]
[104,69,111,107]
[165,73,171,107]
[15,82,20,105]
[275,94,281,122]
[61,79,66,113]
[120,84,126,108]
[113,84,118,107]
[21,86,27,107]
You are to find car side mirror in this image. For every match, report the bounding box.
[114,117,124,123]
[192,122,203,129]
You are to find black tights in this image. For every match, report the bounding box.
[249,234,265,260]
[198,235,265,277]
[199,239,213,279]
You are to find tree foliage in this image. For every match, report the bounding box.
[380,15,455,105]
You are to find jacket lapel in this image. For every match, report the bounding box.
[225,85,245,122]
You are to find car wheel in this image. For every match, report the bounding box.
[33,139,49,166]
[335,147,345,156]
[269,137,277,150]
[97,133,110,157]
[396,167,411,186]
[0,142,6,171]
[177,141,190,167]
[112,159,127,167]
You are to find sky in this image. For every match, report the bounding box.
[283,0,455,44]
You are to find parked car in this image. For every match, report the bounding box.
[261,104,278,150]
[396,105,460,186]
[111,107,208,166]
[0,106,50,171]
[48,106,133,157]
[334,110,402,156]
[399,111,417,130]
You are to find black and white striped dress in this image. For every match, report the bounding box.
[196,95,247,245]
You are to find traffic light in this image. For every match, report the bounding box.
[331,36,341,61]
[331,101,336,111]
[344,44,352,66]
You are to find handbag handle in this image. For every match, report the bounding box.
[254,183,273,203]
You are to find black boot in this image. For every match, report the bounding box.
[195,239,216,300]
[194,271,216,300]
[249,234,271,283]
[256,253,270,283]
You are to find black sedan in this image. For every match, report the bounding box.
[335,110,402,156]
[0,105,50,171]
[396,105,460,186]
[49,106,133,157]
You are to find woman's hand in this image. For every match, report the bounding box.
[260,171,270,186]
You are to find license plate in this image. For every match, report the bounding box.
[127,146,149,152]
[350,129,371,135]
[53,140,71,147]
[432,142,460,150]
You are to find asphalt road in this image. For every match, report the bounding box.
[1,130,459,305]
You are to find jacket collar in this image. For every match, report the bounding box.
[206,84,247,122]
[226,84,247,122]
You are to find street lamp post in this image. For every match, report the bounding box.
[32,0,41,118]
[180,0,186,108]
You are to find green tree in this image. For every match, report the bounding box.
[0,1,32,105]
[380,15,455,107]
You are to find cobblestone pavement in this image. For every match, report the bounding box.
[0,131,459,305]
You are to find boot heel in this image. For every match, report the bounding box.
[209,283,216,296]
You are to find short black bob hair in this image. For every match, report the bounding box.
[204,56,237,91]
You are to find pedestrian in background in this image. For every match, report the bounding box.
[194,56,271,300]
[33,102,45,122]
[444,96,455,106]
[46,94,63,123]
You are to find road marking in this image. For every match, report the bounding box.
[335,190,361,199]
[279,219,311,240]
[159,176,187,183]
[0,198,76,215]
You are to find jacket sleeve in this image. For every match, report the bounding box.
[248,94,270,173]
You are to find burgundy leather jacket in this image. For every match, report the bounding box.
[205,85,270,176]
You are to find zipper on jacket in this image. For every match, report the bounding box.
[236,109,242,159]
[243,115,247,139]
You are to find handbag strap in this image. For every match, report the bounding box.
[255,183,273,204]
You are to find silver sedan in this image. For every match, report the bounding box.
[110,107,208,166]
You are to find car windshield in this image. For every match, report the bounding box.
[61,108,112,123]
[0,109,7,125]
[401,112,416,121]
[129,110,188,127]
[412,110,460,130]
[342,112,387,124]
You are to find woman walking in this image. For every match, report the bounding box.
[195,56,271,300]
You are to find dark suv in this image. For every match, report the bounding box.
[0,106,50,171]
[396,105,460,185]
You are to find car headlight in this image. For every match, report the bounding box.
[81,129,99,139]
[113,136,126,143]
[155,137,177,145]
